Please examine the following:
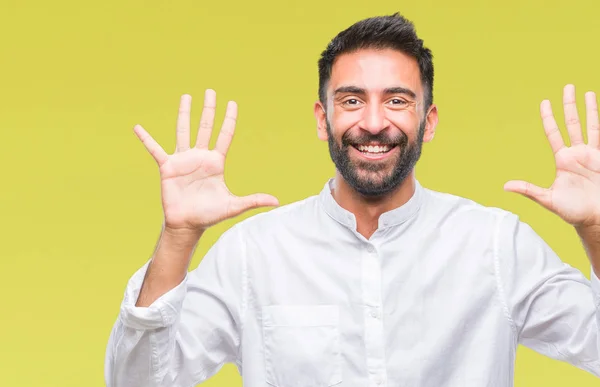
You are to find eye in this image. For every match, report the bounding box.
[389,98,408,105]
[342,98,361,106]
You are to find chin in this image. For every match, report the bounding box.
[347,171,400,197]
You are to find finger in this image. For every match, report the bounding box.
[503,180,552,209]
[540,100,565,154]
[176,94,192,152]
[215,101,238,156]
[563,84,584,146]
[228,193,279,217]
[585,91,600,148]
[195,89,217,149]
[133,124,169,166]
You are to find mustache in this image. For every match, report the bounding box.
[341,131,407,147]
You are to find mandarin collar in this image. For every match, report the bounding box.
[318,177,425,230]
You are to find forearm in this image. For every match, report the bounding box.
[136,224,203,307]
[576,224,600,279]
[106,254,193,387]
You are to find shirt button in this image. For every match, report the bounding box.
[374,375,384,385]
[367,245,375,253]
[370,309,380,319]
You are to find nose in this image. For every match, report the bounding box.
[360,103,389,134]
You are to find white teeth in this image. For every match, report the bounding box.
[358,145,390,153]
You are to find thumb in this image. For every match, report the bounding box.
[229,193,280,216]
[504,180,552,208]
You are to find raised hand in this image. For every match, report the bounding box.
[133,89,279,233]
[504,84,600,228]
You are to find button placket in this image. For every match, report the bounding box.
[370,307,380,319]
[361,244,388,386]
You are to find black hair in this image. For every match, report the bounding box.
[317,12,434,110]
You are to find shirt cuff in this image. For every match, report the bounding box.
[118,261,188,330]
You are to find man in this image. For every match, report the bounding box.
[104,13,600,387]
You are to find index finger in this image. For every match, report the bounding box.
[540,100,565,154]
[585,91,600,148]
[176,94,192,152]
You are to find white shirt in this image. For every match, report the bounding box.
[105,178,600,387]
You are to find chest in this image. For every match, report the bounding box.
[248,228,496,310]
[240,230,511,386]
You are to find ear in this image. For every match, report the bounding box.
[422,104,439,143]
[314,101,329,141]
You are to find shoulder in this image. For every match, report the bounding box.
[422,186,547,249]
[422,187,514,230]
[200,196,320,264]
[232,194,321,235]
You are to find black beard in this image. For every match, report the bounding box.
[326,121,425,197]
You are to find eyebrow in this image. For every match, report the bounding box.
[333,86,417,100]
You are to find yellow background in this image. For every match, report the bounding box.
[1,0,599,385]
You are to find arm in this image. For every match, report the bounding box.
[501,84,600,375]
[105,224,247,387]
[576,224,600,280]
[104,90,277,387]
[496,213,600,376]
[135,225,203,308]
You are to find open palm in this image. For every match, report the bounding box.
[505,84,600,227]
[133,90,279,232]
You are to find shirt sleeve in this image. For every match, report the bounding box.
[495,212,600,377]
[104,224,247,387]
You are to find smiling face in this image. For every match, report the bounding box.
[315,48,438,197]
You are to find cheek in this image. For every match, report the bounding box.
[388,112,421,139]
[333,107,362,123]
[331,110,361,137]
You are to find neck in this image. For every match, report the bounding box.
[331,171,417,239]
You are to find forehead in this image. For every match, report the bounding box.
[329,48,422,96]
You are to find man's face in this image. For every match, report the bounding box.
[315,48,437,197]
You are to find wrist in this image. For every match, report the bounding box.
[156,224,202,268]
[153,224,203,276]
[575,223,600,241]
[162,224,204,243]
[575,224,600,279]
